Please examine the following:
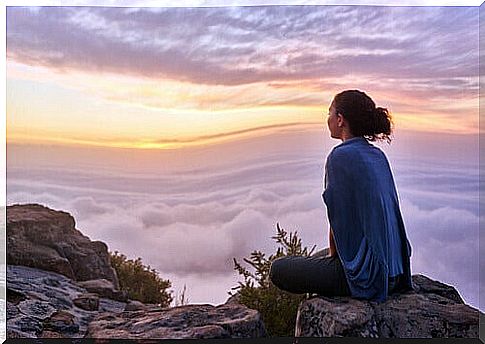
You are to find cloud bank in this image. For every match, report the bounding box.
[7,129,480,309]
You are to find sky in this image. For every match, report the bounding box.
[4,2,483,314]
[6,6,479,149]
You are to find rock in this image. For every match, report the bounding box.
[8,315,44,336]
[411,274,464,304]
[224,293,241,305]
[7,203,119,288]
[6,262,266,340]
[98,298,129,313]
[7,288,27,305]
[7,328,37,338]
[42,310,79,335]
[7,265,127,339]
[73,293,100,311]
[295,274,483,338]
[17,299,57,320]
[124,300,148,312]
[76,279,128,302]
[7,301,20,319]
[39,330,66,338]
[86,303,267,339]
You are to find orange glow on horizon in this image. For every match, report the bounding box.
[7,112,478,152]
[7,60,478,151]
[7,121,326,150]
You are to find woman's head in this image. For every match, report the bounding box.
[327,90,394,144]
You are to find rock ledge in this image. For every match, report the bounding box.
[295,274,482,338]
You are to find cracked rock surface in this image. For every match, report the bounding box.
[7,265,127,338]
[7,264,267,339]
[85,303,267,339]
[295,274,482,338]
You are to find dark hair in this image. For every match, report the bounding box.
[333,90,394,144]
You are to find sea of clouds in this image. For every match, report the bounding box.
[6,128,481,311]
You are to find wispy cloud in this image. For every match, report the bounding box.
[6,5,479,145]
[7,6,478,87]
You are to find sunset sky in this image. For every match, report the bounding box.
[6,5,478,149]
[5,2,483,312]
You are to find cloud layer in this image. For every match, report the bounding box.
[7,129,481,309]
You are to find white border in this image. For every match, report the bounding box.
[3,0,484,6]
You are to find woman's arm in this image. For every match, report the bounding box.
[328,226,337,257]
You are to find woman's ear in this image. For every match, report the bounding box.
[337,113,344,128]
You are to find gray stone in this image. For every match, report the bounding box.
[73,293,100,311]
[295,274,482,338]
[17,300,57,320]
[77,279,128,302]
[8,315,43,336]
[42,310,79,334]
[7,328,37,338]
[6,265,127,339]
[7,301,20,319]
[5,204,267,340]
[124,300,148,311]
[86,303,267,339]
[7,288,27,304]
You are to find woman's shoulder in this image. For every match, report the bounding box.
[328,140,388,165]
[325,146,358,172]
[328,142,361,160]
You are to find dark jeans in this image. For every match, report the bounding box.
[269,247,403,297]
[269,247,351,296]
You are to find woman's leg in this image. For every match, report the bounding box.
[310,247,329,258]
[269,248,350,296]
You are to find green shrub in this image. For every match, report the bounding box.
[109,251,173,307]
[229,223,316,337]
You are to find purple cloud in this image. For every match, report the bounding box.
[6,6,478,91]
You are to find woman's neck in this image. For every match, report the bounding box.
[341,130,355,142]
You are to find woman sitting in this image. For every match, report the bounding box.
[269,89,414,303]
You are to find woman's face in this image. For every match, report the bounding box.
[327,101,342,139]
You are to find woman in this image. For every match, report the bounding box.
[269,90,414,303]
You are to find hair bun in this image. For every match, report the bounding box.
[333,90,394,144]
[374,107,393,141]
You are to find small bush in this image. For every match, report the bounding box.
[229,223,316,337]
[109,251,173,307]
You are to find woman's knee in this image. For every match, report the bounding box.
[269,257,286,286]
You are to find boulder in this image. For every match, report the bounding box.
[295,274,483,338]
[7,203,119,288]
[124,300,148,312]
[86,303,267,339]
[42,310,79,335]
[76,279,128,302]
[73,293,100,311]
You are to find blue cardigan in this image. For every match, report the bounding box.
[322,136,413,303]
